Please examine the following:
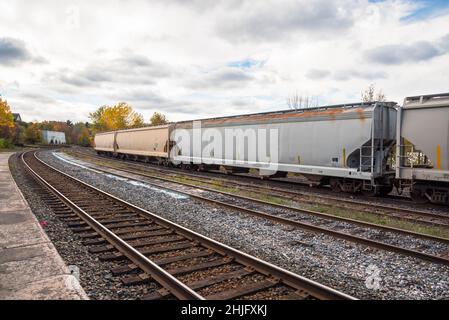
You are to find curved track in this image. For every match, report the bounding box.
[22,150,354,300]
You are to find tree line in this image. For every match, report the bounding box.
[0,96,94,148]
[0,98,169,149]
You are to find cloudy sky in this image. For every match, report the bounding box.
[0,0,448,123]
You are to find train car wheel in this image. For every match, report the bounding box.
[410,186,429,204]
[362,188,378,197]
[378,185,393,196]
[329,179,341,193]
[181,164,191,170]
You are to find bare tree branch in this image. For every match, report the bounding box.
[287,92,319,110]
[361,84,387,103]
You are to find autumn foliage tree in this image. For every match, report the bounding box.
[89,103,144,132]
[149,112,168,126]
[24,123,42,144]
[70,122,91,146]
[0,97,15,148]
[0,97,14,128]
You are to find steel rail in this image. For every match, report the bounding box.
[73,149,449,224]
[27,150,355,300]
[182,178,449,225]
[49,151,449,266]
[21,152,204,300]
[64,151,449,246]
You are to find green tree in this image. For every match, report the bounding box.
[24,123,42,144]
[149,112,168,126]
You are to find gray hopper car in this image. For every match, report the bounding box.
[172,101,397,196]
[94,93,449,205]
[396,93,449,204]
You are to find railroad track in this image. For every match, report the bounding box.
[68,148,449,228]
[63,148,449,238]
[21,150,354,300]
[49,150,449,266]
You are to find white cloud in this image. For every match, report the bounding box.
[0,0,448,123]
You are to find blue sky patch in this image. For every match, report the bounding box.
[401,0,449,21]
[369,0,449,21]
[227,58,264,69]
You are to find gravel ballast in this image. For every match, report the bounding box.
[32,151,449,299]
[74,145,449,217]
[9,153,159,300]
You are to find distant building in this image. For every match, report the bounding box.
[12,113,22,122]
[41,130,67,145]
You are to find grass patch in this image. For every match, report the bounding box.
[310,204,449,239]
[176,176,240,194]
[247,192,293,206]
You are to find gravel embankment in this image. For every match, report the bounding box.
[37,150,449,299]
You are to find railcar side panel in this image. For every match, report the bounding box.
[115,125,171,158]
[94,132,115,152]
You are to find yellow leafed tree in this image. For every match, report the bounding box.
[89,102,144,132]
[0,97,14,129]
[0,97,15,147]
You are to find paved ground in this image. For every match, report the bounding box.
[0,152,88,300]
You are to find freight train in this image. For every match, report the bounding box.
[94,93,449,205]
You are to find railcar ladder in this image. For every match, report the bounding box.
[360,144,375,190]
[397,143,415,186]
[360,145,374,173]
[359,104,385,184]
